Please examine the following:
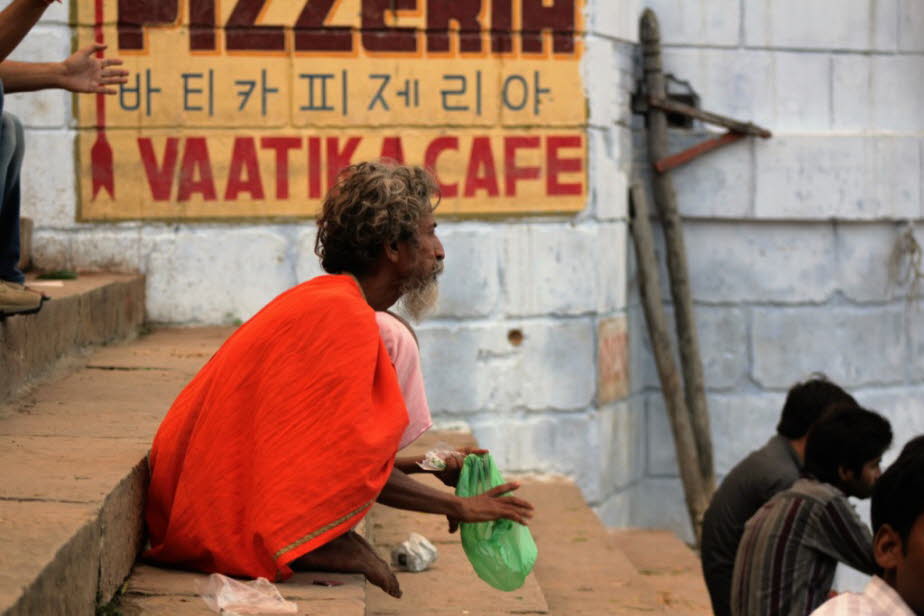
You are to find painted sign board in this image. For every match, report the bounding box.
[76,0,587,221]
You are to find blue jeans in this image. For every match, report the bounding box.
[0,83,25,284]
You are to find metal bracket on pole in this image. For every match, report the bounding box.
[639,95,772,173]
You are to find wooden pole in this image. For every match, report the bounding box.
[629,183,709,542]
[640,8,716,497]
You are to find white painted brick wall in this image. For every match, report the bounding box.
[744,0,898,51]
[898,0,924,51]
[19,130,76,226]
[751,306,907,389]
[836,223,922,304]
[668,134,752,218]
[660,48,831,133]
[62,225,145,272]
[833,55,924,132]
[143,227,294,324]
[858,386,924,459]
[684,222,837,303]
[469,410,599,486]
[647,392,783,477]
[907,311,924,382]
[869,56,924,133]
[632,478,695,542]
[587,126,631,221]
[294,228,325,284]
[594,482,636,528]
[753,136,921,220]
[630,304,749,392]
[419,318,597,415]
[430,225,501,319]
[632,130,755,219]
[641,0,741,47]
[585,0,641,43]
[584,34,636,130]
[596,400,647,496]
[502,223,606,317]
[468,399,645,505]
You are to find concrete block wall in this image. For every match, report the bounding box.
[598,0,924,552]
[7,0,642,518]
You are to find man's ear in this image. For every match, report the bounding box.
[384,241,400,264]
[873,524,902,571]
[837,465,855,484]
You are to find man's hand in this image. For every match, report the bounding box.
[58,43,128,94]
[434,447,487,487]
[447,481,534,533]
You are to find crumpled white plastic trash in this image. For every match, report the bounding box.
[195,573,297,615]
[390,532,439,572]
[417,441,462,472]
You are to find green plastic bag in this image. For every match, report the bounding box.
[454,453,537,591]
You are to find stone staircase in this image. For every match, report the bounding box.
[0,276,711,615]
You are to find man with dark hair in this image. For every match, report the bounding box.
[145,161,534,598]
[701,375,857,616]
[731,406,893,616]
[811,438,924,615]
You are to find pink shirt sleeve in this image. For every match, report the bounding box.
[376,312,433,450]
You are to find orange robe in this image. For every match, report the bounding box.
[144,275,408,580]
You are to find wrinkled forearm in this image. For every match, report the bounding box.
[0,60,63,92]
[377,467,462,517]
[0,0,52,63]
[393,455,426,475]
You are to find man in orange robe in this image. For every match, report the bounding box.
[145,161,534,598]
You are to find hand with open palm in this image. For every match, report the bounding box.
[59,43,128,94]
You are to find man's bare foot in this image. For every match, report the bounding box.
[290,531,401,598]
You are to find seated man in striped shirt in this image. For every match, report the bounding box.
[731,405,893,616]
[811,435,924,616]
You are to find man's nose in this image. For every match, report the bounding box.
[435,237,445,261]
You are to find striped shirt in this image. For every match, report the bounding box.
[731,478,875,616]
[702,435,802,616]
[811,576,915,616]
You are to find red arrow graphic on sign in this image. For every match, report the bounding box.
[90,0,114,199]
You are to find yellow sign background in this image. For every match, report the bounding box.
[75,0,587,220]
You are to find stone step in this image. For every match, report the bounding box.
[520,480,668,615]
[0,326,233,615]
[0,272,146,404]
[119,551,367,615]
[608,528,712,615]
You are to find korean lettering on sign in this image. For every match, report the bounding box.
[77,0,586,220]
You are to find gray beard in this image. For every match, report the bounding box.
[398,263,443,322]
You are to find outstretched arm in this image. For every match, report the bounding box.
[0,0,55,63]
[393,447,487,485]
[394,455,427,475]
[376,467,534,531]
[0,43,128,93]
